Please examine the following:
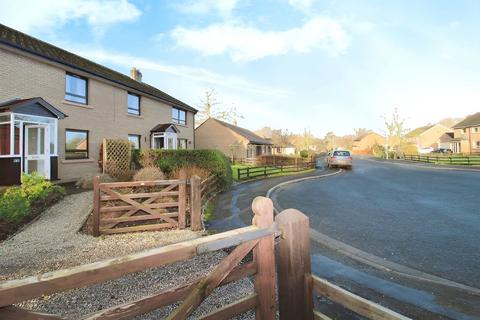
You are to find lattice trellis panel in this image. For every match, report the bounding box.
[102,139,132,178]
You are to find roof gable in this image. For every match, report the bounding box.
[0,24,196,114]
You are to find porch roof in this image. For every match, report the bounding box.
[150,123,180,133]
[0,97,67,119]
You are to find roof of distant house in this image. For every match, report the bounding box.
[201,118,273,145]
[406,125,435,138]
[0,24,196,113]
[439,132,454,143]
[353,131,383,141]
[452,112,480,129]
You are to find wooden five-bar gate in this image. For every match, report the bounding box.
[0,197,410,320]
[92,173,217,236]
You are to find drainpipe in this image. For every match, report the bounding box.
[468,127,472,155]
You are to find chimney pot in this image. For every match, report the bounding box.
[130,67,142,82]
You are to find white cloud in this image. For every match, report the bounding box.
[0,0,141,34]
[68,47,287,97]
[171,16,350,62]
[174,0,239,18]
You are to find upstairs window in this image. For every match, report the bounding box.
[65,129,89,160]
[172,107,186,126]
[128,93,140,115]
[65,73,88,104]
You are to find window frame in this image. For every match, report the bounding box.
[476,141,480,148]
[178,138,188,149]
[65,129,89,160]
[128,134,141,150]
[172,107,187,126]
[65,72,88,105]
[127,92,141,116]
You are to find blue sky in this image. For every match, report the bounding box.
[2,0,480,136]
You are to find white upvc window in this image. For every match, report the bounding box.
[151,132,177,150]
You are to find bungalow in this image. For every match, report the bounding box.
[451,112,480,154]
[352,132,385,155]
[195,118,273,161]
[0,24,196,185]
[405,123,452,151]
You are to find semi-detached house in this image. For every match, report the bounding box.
[0,24,197,185]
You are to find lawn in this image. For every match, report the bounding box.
[231,164,315,181]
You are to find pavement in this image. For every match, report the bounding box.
[208,158,480,320]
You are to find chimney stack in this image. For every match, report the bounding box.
[130,67,142,82]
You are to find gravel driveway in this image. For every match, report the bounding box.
[0,191,255,319]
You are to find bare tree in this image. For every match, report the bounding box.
[383,107,407,158]
[195,89,244,126]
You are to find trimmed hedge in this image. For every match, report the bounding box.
[138,149,233,191]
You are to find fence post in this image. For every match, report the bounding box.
[276,208,313,320]
[237,168,241,180]
[92,175,100,237]
[190,175,202,231]
[264,165,267,177]
[251,197,276,320]
[178,170,187,229]
[247,167,250,179]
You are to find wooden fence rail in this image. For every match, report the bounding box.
[0,197,411,320]
[237,161,316,180]
[403,154,480,165]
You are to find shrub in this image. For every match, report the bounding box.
[0,173,65,223]
[0,187,30,222]
[138,149,232,191]
[133,167,165,181]
[171,165,211,180]
[299,150,309,158]
[76,173,115,189]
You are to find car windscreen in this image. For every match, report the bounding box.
[333,151,350,156]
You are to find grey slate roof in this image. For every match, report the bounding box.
[452,112,480,129]
[0,23,196,114]
[212,118,273,145]
[0,97,67,119]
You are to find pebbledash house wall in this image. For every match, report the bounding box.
[0,46,195,181]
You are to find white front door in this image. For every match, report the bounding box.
[25,125,50,179]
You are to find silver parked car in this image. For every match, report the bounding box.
[326,150,353,169]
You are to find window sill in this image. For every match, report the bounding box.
[172,122,188,128]
[61,158,95,164]
[62,100,94,109]
[126,113,144,119]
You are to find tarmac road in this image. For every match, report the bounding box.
[208,159,480,319]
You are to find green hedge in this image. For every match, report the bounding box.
[139,149,233,191]
[0,173,65,223]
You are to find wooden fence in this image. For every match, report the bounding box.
[237,161,316,180]
[0,197,410,320]
[403,154,480,165]
[93,173,203,236]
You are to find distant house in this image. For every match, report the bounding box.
[438,132,454,150]
[405,123,452,150]
[195,118,273,161]
[352,132,385,155]
[451,112,480,154]
[273,144,296,156]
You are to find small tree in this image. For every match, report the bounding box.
[383,108,407,159]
